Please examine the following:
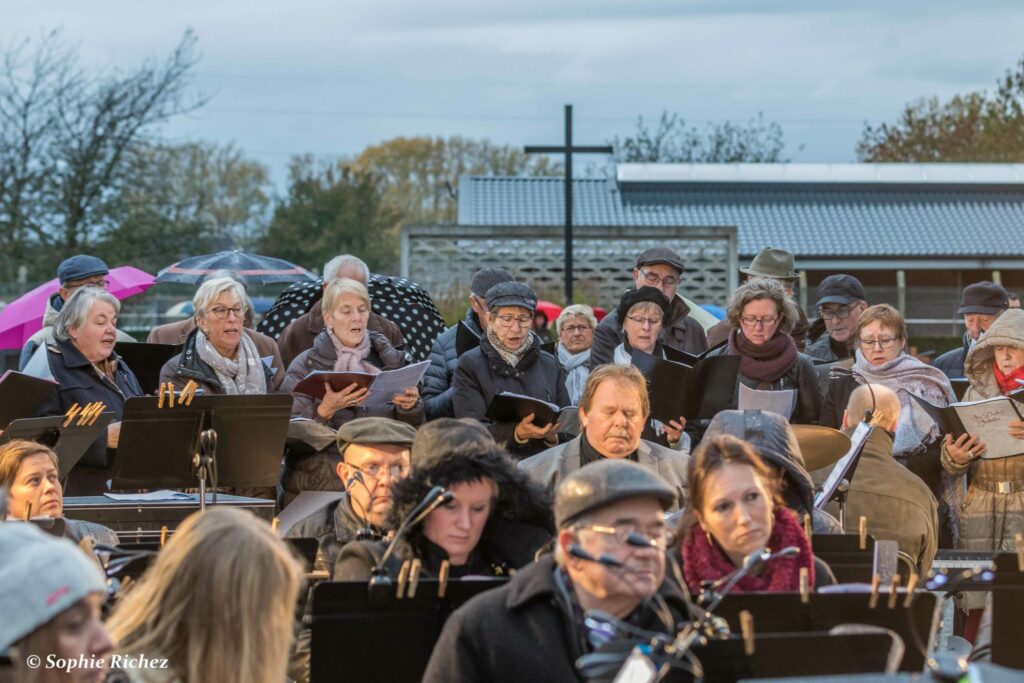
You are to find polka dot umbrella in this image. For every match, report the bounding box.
[258,274,446,363]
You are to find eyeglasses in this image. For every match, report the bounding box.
[66,279,110,291]
[352,463,409,481]
[819,306,854,320]
[495,314,532,328]
[562,324,592,334]
[625,315,663,327]
[576,523,669,550]
[740,316,779,328]
[859,337,899,350]
[640,269,679,287]
[206,305,248,320]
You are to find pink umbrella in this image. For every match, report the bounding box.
[0,266,155,350]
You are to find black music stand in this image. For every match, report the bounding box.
[110,394,292,508]
[991,552,1024,670]
[810,533,899,584]
[309,578,507,683]
[712,591,940,672]
[1,413,115,482]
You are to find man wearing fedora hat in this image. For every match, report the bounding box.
[707,247,810,350]
[934,281,1009,379]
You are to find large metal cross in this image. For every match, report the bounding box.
[525,104,612,304]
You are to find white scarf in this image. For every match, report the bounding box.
[557,344,591,406]
[195,330,267,395]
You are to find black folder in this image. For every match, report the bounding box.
[1,413,115,480]
[455,321,481,357]
[485,391,570,428]
[113,342,180,395]
[0,370,58,426]
[630,349,741,422]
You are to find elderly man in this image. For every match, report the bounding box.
[518,364,688,508]
[934,281,1009,379]
[1009,291,1021,309]
[277,254,403,368]
[424,458,687,683]
[589,247,708,367]
[707,247,810,350]
[19,255,135,370]
[828,384,939,575]
[422,267,514,420]
[555,304,597,406]
[805,275,868,362]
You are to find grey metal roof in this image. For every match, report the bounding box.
[457,172,1024,259]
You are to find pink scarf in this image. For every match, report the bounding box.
[327,328,380,375]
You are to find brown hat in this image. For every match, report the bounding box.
[635,247,685,274]
[956,281,1008,316]
[740,247,798,281]
[336,417,417,457]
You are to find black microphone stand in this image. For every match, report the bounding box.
[368,486,451,591]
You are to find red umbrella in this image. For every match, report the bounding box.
[536,300,563,322]
[0,266,155,350]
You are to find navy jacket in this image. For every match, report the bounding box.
[422,308,481,420]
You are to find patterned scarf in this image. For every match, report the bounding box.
[195,330,267,395]
[681,507,813,595]
[557,344,591,406]
[327,327,381,375]
[486,327,532,368]
[728,329,798,384]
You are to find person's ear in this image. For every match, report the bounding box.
[337,461,351,486]
[841,409,851,431]
[558,529,581,567]
[577,404,589,430]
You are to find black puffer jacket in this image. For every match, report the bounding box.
[705,343,822,425]
[705,410,842,534]
[452,333,570,457]
[335,440,554,580]
[422,308,481,420]
[158,327,275,395]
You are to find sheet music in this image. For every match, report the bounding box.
[363,360,430,408]
[104,490,193,501]
[738,383,796,419]
[815,421,872,509]
[953,396,1024,460]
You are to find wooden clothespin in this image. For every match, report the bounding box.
[739,610,755,656]
[438,560,450,598]
[887,575,901,609]
[87,402,105,425]
[903,574,919,608]
[167,383,175,408]
[181,380,198,406]
[803,513,812,545]
[271,517,280,534]
[799,567,810,604]
[407,559,423,598]
[63,403,81,427]
[868,573,882,609]
[158,383,167,409]
[396,560,411,599]
[160,526,169,548]
[859,516,868,551]
[22,501,32,521]
[1016,532,1024,572]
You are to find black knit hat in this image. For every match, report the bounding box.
[616,286,671,325]
[957,281,1008,315]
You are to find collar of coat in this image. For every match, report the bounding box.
[309,328,405,369]
[49,335,122,371]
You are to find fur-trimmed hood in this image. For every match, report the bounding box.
[964,309,1024,397]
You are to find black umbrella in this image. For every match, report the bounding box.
[155,251,317,286]
[257,274,446,363]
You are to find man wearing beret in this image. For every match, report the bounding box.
[424,459,691,683]
[933,281,1009,379]
[19,255,135,370]
[590,247,708,368]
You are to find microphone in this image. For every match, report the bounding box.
[704,546,800,613]
[567,544,624,568]
[369,486,451,587]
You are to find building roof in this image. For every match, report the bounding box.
[457,164,1024,263]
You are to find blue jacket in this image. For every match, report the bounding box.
[422,308,481,420]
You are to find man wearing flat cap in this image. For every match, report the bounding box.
[423,267,515,420]
[19,255,135,370]
[453,280,570,457]
[805,274,869,363]
[590,247,709,368]
[424,459,690,683]
[934,281,1009,379]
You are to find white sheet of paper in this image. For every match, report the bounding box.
[953,396,1024,459]
[276,491,345,536]
[738,383,796,419]
[104,490,193,501]
[363,360,430,408]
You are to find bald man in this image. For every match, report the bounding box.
[826,384,939,575]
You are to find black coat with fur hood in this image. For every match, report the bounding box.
[334,440,554,580]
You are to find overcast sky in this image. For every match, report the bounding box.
[4,0,1023,189]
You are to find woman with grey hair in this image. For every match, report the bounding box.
[555,304,597,406]
[29,287,144,495]
[706,278,820,424]
[159,276,274,396]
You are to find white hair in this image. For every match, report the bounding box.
[193,277,248,318]
[323,278,371,315]
[323,255,369,284]
[556,304,597,335]
[53,287,120,341]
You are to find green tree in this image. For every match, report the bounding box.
[261,157,401,273]
[352,136,562,224]
[858,57,1024,161]
[610,111,796,163]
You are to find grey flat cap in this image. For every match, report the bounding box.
[485,281,537,312]
[336,417,417,457]
[555,459,676,528]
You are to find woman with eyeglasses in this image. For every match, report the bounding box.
[284,278,423,429]
[453,281,570,457]
[334,430,553,581]
[160,276,276,396]
[679,434,834,598]
[611,286,688,449]
[821,303,959,547]
[706,278,821,425]
[30,287,145,495]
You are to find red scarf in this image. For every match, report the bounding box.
[993,365,1024,396]
[681,507,814,595]
[727,329,798,384]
